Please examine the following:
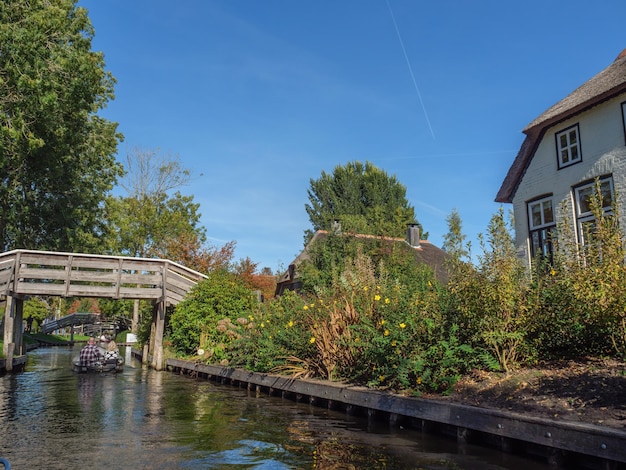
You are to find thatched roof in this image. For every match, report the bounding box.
[496,49,626,203]
[275,230,450,296]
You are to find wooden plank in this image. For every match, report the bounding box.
[119,272,162,285]
[166,291,185,305]
[166,282,189,299]
[117,286,162,299]
[17,252,70,267]
[15,283,66,295]
[64,255,72,297]
[67,270,118,283]
[0,258,15,270]
[66,285,121,297]
[168,264,206,283]
[17,267,67,281]
[0,265,13,283]
[116,258,123,298]
[166,270,199,290]
[119,260,162,272]
[67,257,121,269]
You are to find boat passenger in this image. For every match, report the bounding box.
[104,340,120,362]
[79,337,102,367]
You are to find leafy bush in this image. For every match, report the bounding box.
[169,269,256,356]
[447,208,530,371]
[228,290,317,374]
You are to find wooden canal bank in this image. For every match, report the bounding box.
[166,358,626,469]
[0,355,26,374]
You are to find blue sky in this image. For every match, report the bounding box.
[80,0,626,271]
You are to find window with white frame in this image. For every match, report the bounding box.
[527,196,555,260]
[574,176,614,246]
[556,124,581,168]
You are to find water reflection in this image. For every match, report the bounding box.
[0,347,551,469]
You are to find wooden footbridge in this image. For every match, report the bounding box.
[0,249,206,370]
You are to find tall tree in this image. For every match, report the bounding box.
[443,208,470,261]
[106,147,205,259]
[0,0,123,252]
[305,161,422,241]
[105,147,207,333]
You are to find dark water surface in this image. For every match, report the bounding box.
[0,347,551,469]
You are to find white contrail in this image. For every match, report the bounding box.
[385,0,435,140]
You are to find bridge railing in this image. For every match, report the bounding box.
[0,250,206,306]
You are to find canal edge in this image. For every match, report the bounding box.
[164,357,626,469]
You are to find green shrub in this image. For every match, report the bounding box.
[169,269,256,356]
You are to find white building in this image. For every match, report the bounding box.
[496,49,626,265]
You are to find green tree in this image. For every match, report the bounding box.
[442,209,470,261]
[0,0,123,252]
[106,147,206,259]
[104,148,210,333]
[304,161,423,241]
[23,297,50,333]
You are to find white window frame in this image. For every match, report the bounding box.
[556,124,582,169]
[527,196,555,260]
[574,176,614,246]
[621,101,626,146]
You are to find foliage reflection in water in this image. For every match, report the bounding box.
[0,347,551,469]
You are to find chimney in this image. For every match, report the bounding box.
[406,224,420,248]
[331,219,342,235]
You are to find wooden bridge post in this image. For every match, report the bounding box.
[3,295,24,363]
[3,296,14,363]
[150,300,166,371]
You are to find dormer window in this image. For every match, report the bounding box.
[556,124,581,169]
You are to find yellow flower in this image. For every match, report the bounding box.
[380,319,386,325]
[303,305,309,310]
[550,269,556,276]
[417,377,422,385]
[379,375,385,382]
[374,294,381,301]
[287,320,294,328]
[399,323,406,329]
[260,322,265,328]
[248,315,254,321]
[391,340,396,346]
[310,303,315,308]
[309,337,316,344]
[384,330,389,336]
[363,286,369,291]
[384,298,390,304]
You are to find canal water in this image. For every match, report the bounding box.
[0,347,551,469]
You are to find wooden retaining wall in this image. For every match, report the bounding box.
[166,358,626,469]
[0,356,27,374]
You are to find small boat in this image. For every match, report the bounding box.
[72,346,124,373]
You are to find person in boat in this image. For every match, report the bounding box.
[79,337,102,367]
[104,340,120,362]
